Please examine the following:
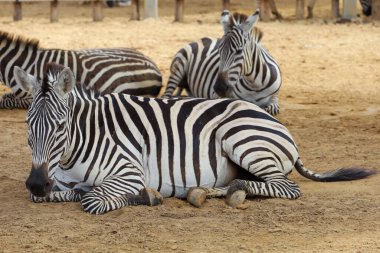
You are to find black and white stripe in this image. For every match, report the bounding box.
[18,63,376,214]
[162,10,282,116]
[0,31,162,109]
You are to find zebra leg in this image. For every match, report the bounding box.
[80,177,163,214]
[222,144,300,207]
[81,188,162,215]
[263,95,280,116]
[30,188,86,203]
[226,175,301,207]
[162,49,189,98]
[187,186,229,207]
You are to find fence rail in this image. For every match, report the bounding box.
[3,0,380,22]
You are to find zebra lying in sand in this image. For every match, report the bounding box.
[17,63,376,214]
[162,10,282,116]
[0,31,162,109]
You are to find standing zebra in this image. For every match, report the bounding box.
[16,63,376,214]
[162,10,282,116]
[0,31,162,109]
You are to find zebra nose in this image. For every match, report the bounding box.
[214,72,229,97]
[25,166,52,197]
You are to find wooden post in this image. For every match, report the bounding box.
[331,0,340,19]
[50,0,59,23]
[145,0,158,19]
[342,0,357,20]
[13,0,22,22]
[131,0,140,20]
[175,0,185,22]
[260,0,271,22]
[222,0,230,10]
[92,0,104,22]
[296,0,305,19]
[373,0,380,20]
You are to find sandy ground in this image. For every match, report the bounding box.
[0,1,379,252]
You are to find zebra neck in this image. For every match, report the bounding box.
[0,39,38,87]
[58,106,76,168]
[243,42,276,90]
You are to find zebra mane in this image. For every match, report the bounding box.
[229,12,248,26]
[42,62,100,98]
[229,13,263,42]
[252,27,263,43]
[0,31,40,50]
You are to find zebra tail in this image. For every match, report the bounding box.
[294,158,378,182]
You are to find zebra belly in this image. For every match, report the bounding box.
[145,156,238,199]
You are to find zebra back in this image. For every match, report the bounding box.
[0,31,162,109]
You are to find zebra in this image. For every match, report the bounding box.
[162,10,282,116]
[0,31,162,109]
[16,63,376,214]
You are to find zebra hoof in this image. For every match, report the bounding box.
[30,193,44,203]
[226,190,246,208]
[141,188,163,206]
[187,187,207,208]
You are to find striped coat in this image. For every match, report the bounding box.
[162,11,281,116]
[0,31,162,108]
[19,63,376,214]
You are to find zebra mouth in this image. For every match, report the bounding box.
[25,167,53,198]
[30,188,50,198]
[215,73,230,97]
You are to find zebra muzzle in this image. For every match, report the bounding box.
[25,165,53,197]
[214,72,230,97]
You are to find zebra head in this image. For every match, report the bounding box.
[215,9,260,97]
[14,63,75,197]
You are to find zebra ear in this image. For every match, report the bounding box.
[13,66,39,94]
[220,10,231,34]
[55,67,75,98]
[241,9,260,34]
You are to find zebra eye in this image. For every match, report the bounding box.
[236,49,243,54]
[57,122,65,132]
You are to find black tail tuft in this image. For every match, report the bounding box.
[295,159,378,182]
[318,167,378,182]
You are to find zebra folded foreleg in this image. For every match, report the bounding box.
[80,177,163,214]
[29,188,85,203]
[264,95,280,116]
[226,176,301,207]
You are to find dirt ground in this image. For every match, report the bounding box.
[0,1,379,252]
